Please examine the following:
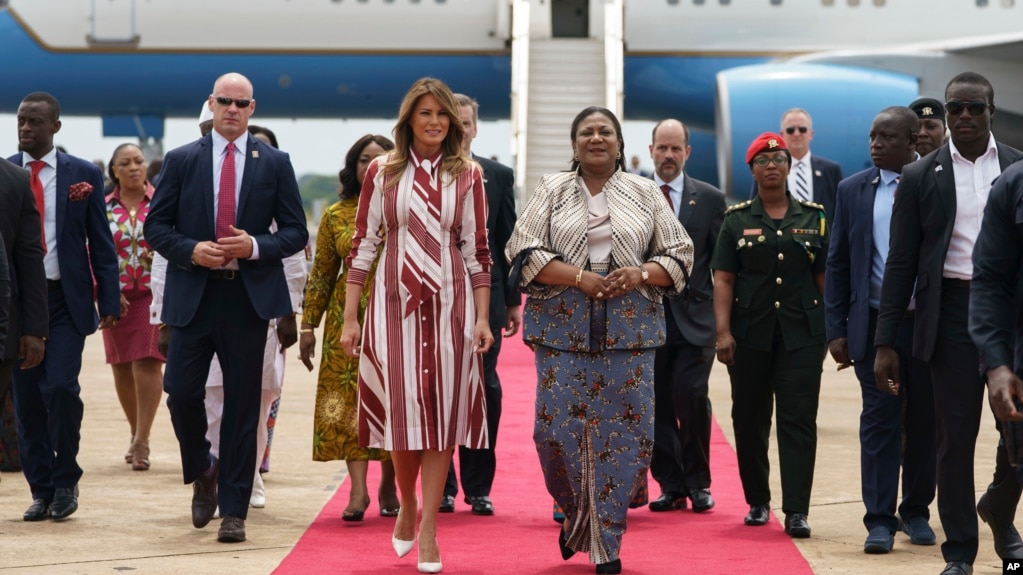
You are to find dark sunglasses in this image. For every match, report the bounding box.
[784,126,808,135]
[752,155,788,167]
[945,100,989,116]
[214,96,253,109]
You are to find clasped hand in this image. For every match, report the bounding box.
[581,267,642,300]
[191,226,253,267]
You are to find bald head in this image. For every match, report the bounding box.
[650,119,691,182]
[208,72,255,141]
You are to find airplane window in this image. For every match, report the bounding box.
[694,0,705,5]
[873,0,884,5]
[771,0,782,5]
[976,0,988,5]
[667,0,679,5]
[1002,0,1014,6]
[847,0,860,5]
[822,0,835,5]
[719,0,731,5]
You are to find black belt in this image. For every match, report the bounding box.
[208,269,238,280]
[47,279,61,291]
[904,310,914,319]
[942,277,970,288]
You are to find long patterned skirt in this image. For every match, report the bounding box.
[533,345,655,564]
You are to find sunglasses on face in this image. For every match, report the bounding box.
[784,126,808,135]
[945,100,989,116]
[752,155,788,167]
[214,96,253,109]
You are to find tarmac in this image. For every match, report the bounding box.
[0,330,1011,574]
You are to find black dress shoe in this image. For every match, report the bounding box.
[595,558,622,574]
[49,486,79,520]
[468,495,494,516]
[978,492,1023,559]
[901,515,937,546]
[558,528,575,560]
[689,489,715,513]
[863,525,894,554]
[191,458,218,529]
[23,498,51,521]
[939,561,973,575]
[217,516,246,543]
[438,494,455,513]
[784,513,811,538]
[744,504,770,526]
[648,492,687,512]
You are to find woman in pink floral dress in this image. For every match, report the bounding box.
[102,143,165,471]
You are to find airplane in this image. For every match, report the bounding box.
[1,0,1021,197]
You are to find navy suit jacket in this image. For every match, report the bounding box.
[666,173,725,348]
[7,151,119,337]
[877,142,1023,361]
[751,153,842,222]
[824,166,880,362]
[474,154,517,331]
[144,133,308,325]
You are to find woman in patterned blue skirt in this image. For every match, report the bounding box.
[506,107,693,574]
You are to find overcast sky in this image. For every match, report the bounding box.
[0,114,658,182]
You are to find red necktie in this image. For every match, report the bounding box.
[29,161,46,253]
[660,184,674,211]
[217,142,236,240]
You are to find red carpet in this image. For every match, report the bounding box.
[274,334,813,574]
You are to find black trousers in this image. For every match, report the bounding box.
[853,309,935,533]
[932,279,1018,563]
[164,278,267,520]
[11,286,85,501]
[445,329,503,498]
[650,341,714,494]
[728,326,823,515]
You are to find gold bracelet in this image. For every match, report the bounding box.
[157,324,168,331]
[575,268,583,287]
[299,328,314,334]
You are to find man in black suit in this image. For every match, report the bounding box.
[145,73,307,543]
[646,119,725,514]
[439,94,519,516]
[0,157,45,474]
[875,72,1023,575]
[779,108,842,221]
[826,107,936,554]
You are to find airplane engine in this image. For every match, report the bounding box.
[715,63,918,200]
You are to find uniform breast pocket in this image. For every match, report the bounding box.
[791,234,822,265]
[737,237,772,274]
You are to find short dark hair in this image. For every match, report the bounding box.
[21,92,61,121]
[945,72,995,106]
[339,134,395,200]
[248,125,279,149]
[570,106,626,172]
[876,106,920,137]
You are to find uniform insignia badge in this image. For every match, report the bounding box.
[922,106,933,116]
[757,235,765,243]
[743,228,762,235]
[768,139,779,148]
[738,238,747,247]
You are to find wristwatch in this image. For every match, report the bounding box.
[640,265,650,283]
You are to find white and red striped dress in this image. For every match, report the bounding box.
[346,151,491,451]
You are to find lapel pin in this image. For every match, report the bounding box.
[814,170,822,177]
[871,176,879,185]
[252,150,259,158]
[689,199,696,205]
[935,165,943,172]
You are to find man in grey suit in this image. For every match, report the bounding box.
[647,119,725,513]
[440,93,519,515]
[875,72,1023,575]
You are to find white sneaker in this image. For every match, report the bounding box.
[250,472,266,508]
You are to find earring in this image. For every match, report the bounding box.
[616,151,622,160]
[574,154,579,161]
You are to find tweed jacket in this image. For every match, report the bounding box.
[506,170,693,301]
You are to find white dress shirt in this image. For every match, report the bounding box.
[20,148,60,280]
[944,133,1001,279]
[787,151,815,202]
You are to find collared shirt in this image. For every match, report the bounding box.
[869,169,899,309]
[945,133,1000,279]
[787,151,814,201]
[210,130,258,267]
[20,148,59,280]
[653,173,685,218]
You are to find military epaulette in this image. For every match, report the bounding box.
[799,200,825,211]
[726,200,752,214]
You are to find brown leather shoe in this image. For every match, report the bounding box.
[217,516,246,543]
[191,458,218,529]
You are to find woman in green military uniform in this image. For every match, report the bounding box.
[710,132,827,539]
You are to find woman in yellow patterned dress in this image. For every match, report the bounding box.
[299,134,397,521]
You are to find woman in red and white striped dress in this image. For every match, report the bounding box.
[340,77,493,574]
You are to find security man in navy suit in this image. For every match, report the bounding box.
[647,119,725,514]
[778,108,842,222]
[875,72,1023,575]
[826,107,936,554]
[145,73,308,543]
[440,93,519,516]
[10,92,121,521]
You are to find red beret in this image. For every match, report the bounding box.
[745,132,788,164]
